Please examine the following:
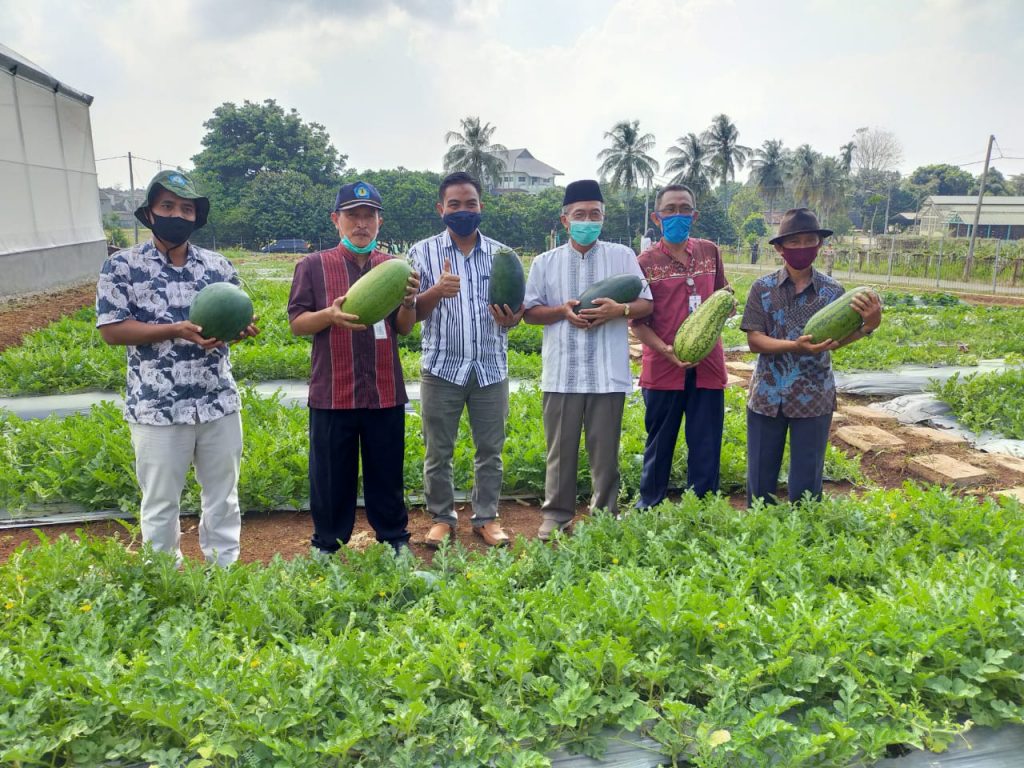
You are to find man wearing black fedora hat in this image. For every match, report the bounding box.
[740,207,882,506]
[524,179,653,539]
[95,170,260,565]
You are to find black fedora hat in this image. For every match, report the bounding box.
[769,208,832,245]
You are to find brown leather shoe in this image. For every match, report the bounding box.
[474,520,509,547]
[424,522,453,549]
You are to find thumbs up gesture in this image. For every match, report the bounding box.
[435,257,461,298]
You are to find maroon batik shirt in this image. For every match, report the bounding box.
[287,246,407,410]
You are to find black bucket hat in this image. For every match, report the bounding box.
[134,170,210,230]
[769,208,832,245]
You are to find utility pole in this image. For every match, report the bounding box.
[882,182,892,237]
[964,134,995,281]
[128,152,139,244]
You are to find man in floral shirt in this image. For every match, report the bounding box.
[95,171,258,565]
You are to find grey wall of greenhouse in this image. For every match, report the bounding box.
[0,240,107,297]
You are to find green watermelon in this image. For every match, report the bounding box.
[488,248,525,309]
[574,273,644,314]
[343,259,414,326]
[189,282,254,341]
[673,289,736,364]
[803,286,877,343]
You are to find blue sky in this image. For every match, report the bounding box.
[2,0,1022,189]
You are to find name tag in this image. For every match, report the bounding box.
[373,320,388,340]
[689,294,702,314]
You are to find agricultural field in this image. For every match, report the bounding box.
[3,252,1024,766]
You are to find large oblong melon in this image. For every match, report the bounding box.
[343,259,414,326]
[673,289,736,364]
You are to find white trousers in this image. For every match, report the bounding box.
[128,411,243,566]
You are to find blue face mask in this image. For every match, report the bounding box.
[342,236,377,255]
[569,221,602,246]
[659,214,693,243]
[443,210,482,238]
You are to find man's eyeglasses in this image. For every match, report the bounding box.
[657,206,696,216]
[568,210,605,222]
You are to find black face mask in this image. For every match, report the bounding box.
[149,213,196,247]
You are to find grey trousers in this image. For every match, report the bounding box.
[421,370,509,525]
[541,391,625,524]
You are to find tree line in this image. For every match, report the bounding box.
[109,99,1023,254]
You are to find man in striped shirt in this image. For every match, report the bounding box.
[410,172,524,548]
[287,181,419,556]
[523,180,653,540]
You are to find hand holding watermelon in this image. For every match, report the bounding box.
[327,296,368,331]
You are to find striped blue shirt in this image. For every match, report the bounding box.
[410,230,516,387]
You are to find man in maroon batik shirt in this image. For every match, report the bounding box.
[631,183,730,507]
[288,181,419,556]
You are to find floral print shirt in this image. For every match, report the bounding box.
[95,241,242,425]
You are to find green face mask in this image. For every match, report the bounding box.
[569,221,602,246]
[342,236,377,255]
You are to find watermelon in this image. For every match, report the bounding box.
[574,273,644,314]
[188,282,254,341]
[673,289,736,363]
[488,248,525,309]
[803,286,877,343]
[343,258,414,326]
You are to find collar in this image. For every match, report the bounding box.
[775,265,823,293]
[337,243,378,267]
[654,238,694,260]
[443,229,483,256]
[145,239,195,265]
[568,239,601,258]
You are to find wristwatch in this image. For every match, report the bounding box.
[623,303,631,318]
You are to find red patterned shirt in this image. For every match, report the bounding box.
[287,246,407,410]
[631,238,729,390]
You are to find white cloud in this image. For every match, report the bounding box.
[2,0,1022,189]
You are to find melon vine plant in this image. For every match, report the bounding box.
[2,486,1024,766]
[0,388,863,516]
[931,367,1024,439]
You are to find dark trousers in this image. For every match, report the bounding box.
[308,406,409,553]
[746,408,833,506]
[638,370,725,508]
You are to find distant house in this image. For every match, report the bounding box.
[490,148,563,194]
[99,187,145,229]
[0,45,106,297]
[916,195,1024,240]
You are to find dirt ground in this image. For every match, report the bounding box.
[1,284,1021,566]
[0,281,96,353]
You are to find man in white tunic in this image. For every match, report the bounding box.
[523,180,653,539]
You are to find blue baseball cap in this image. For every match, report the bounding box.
[334,181,382,212]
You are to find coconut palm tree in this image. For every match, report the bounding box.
[789,144,820,207]
[750,139,788,224]
[596,119,659,237]
[838,141,856,175]
[813,157,848,227]
[703,113,750,189]
[663,133,714,198]
[443,116,507,190]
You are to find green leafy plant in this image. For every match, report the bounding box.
[2,486,1023,766]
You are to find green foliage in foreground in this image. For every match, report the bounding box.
[2,487,1024,766]
[0,388,862,516]
[931,367,1024,439]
